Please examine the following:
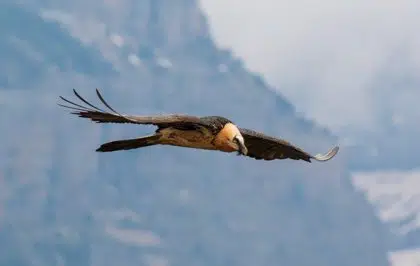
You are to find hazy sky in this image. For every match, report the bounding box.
[199,0,420,139]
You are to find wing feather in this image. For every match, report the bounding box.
[239,128,339,162]
[311,146,339,162]
[58,89,204,127]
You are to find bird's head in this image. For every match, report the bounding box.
[216,123,248,156]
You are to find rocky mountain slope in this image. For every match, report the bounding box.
[353,170,420,251]
[0,1,390,265]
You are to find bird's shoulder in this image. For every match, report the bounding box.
[198,116,233,131]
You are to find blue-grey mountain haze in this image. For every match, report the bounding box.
[0,1,392,265]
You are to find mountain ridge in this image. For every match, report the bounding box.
[0,1,391,266]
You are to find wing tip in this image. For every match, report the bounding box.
[312,145,339,162]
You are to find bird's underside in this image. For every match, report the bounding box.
[58,89,339,163]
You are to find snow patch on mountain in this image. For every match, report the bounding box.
[352,170,420,265]
[389,248,420,266]
[352,169,420,235]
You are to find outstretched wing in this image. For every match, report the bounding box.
[58,89,204,129]
[239,128,339,162]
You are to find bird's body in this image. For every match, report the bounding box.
[158,126,216,150]
[58,89,339,163]
[117,119,241,153]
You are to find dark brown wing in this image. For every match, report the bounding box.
[58,88,205,128]
[239,128,339,162]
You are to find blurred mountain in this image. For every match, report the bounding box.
[353,170,420,255]
[0,1,390,266]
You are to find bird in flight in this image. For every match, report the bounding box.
[58,89,339,163]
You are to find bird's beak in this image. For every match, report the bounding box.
[235,135,248,156]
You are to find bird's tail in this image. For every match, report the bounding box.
[96,134,161,152]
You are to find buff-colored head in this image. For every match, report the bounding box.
[214,123,248,155]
